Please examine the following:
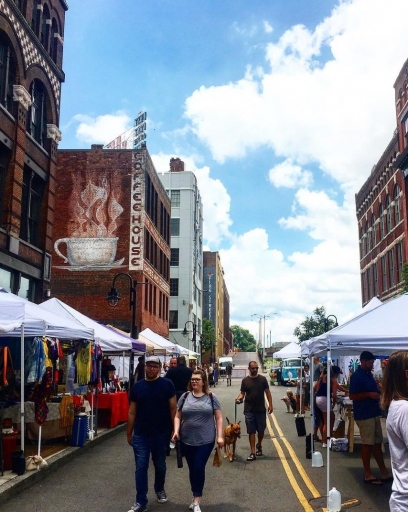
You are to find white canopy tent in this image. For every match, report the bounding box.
[273,341,302,359]
[39,298,146,353]
[300,295,408,506]
[0,290,94,453]
[139,328,179,355]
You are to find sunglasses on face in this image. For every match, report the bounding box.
[146,365,160,369]
[190,378,202,382]
[250,367,259,370]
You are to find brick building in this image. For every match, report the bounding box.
[356,58,408,304]
[52,145,171,339]
[0,0,66,301]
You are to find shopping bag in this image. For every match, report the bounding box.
[212,447,222,467]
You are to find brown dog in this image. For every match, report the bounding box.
[223,417,241,462]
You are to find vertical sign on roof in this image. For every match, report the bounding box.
[134,111,147,150]
[129,151,145,270]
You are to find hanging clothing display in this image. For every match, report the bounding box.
[25,338,46,384]
[75,343,91,385]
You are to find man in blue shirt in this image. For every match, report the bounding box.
[127,356,177,512]
[349,351,392,485]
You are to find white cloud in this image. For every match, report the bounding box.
[152,153,233,246]
[263,21,273,34]
[184,0,408,189]
[269,159,313,188]
[73,112,132,145]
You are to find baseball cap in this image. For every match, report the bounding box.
[331,365,342,374]
[360,351,376,361]
[145,356,161,365]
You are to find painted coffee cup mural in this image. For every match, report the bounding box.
[54,174,125,271]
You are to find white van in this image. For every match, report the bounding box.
[218,356,234,376]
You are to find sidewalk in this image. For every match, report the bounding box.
[0,423,126,504]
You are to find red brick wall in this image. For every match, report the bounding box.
[52,146,170,339]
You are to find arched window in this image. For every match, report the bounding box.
[50,19,58,63]
[386,194,393,233]
[16,0,27,16]
[41,4,50,50]
[371,214,376,248]
[31,1,41,37]
[379,203,385,240]
[0,33,17,113]
[27,80,48,147]
[394,184,401,224]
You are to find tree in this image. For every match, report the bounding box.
[293,306,338,342]
[401,263,408,294]
[230,325,257,352]
[201,318,215,353]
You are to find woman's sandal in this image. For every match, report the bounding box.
[256,444,263,456]
[247,453,256,461]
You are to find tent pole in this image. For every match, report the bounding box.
[326,344,331,503]
[20,323,25,453]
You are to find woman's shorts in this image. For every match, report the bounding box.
[315,396,332,412]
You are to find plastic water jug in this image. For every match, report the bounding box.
[328,487,341,512]
[312,451,323,467]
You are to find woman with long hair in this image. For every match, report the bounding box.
[381,350,408,511]
[314,366,343,447]
[172,369,224,512]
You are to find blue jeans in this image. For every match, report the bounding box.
[181,441,214,497]
[132,432,170,507]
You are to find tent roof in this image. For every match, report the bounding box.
[139,328,178,354]
[307,294,408,356]
[0,289,93,339]
[273,341,301,358]
[40,298,146,352]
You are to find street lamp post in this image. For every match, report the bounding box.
[107,273,148,384]
[182,320,197,353]
[324,314,338,333]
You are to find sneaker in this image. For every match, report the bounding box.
[128,504,147,512]
[189,499,195,510]
[193,505,201,512]
[322,443,327,448]
[157,490,168,503]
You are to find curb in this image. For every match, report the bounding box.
[0,423,126,504]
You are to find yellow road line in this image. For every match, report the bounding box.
[266,413,315,512]
[269,412,321,499]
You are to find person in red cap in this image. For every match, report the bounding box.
[349,351,392,485]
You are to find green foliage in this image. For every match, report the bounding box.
[401,263,408,294]
[201,318,215,352]
[230,325,257,352]
[293,306,338,342]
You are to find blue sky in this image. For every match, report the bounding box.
[59,0,408,343]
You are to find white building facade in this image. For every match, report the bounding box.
[158,158,204,352]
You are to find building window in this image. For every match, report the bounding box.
[0,146,11,220]
[394,185,401,224]
[40,4,50,50]
[0,34,16,113]
[31,1,41,36]
[386,195,393,233]
[359,227,364,258]
[170,190,180,207]
[170,248,179,266]
[389,249,395,288]
[50,19,58,63]
[373,262,378,297]
[20,166,45,247]
[379,204,385,240]
[396,242,404,283]
[171,218,180,236]
[27,80,48,147]
[382,255,388,292]
[170,278,179,296]
[366,223,370,253]
[371,215,376,247]
[169,310,178,329]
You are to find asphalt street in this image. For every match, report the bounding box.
[0,360,393,512]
